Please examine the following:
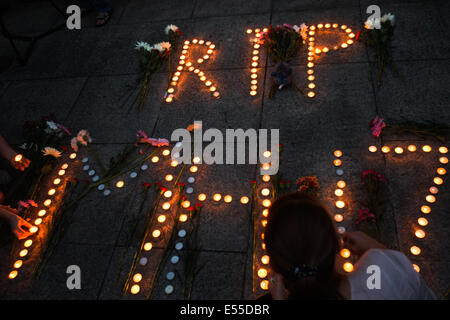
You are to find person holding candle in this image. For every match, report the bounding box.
[260,193,435,300]
[0,205,34,239]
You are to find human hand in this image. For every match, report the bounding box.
[9,153,31,171]
[0,205,33,239]
[342,231,386,256]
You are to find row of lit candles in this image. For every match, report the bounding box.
[331,150,354,273]
[246,28,268,96]
[165,39,219,103]
[8,152,78,280]
[305,24,355,98]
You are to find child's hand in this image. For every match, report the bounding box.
[0,205,33,239]
[342,231,386,256]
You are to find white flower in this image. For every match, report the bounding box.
[71,137,79,152]
[19,143,27,150]
[135,41,153,52]
[165,24,178,34]
[46,121,58,131]
[381,13,395,26]
[153,42,171,53]
[77,130,92,146]
[293,25,300,33]
[365,16,381,30]
[42,147,61,158]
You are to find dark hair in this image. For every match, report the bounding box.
[265,192,344,300]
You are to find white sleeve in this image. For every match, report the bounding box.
[348,249,436,300]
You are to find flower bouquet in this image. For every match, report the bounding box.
[257,24,307,97]
[295,175,320,197]
[359,13,396,87]
[122,25,181,112]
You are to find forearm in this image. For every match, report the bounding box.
[0,135,16,161]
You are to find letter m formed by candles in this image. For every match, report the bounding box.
[165,39,219,103]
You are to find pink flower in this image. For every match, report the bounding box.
[137,130,148,140]
[57,124,72,136]
[369,116,386,138]
[355,208,376,225]
[17,200,38,211]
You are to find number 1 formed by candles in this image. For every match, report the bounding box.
[165,39,219,103]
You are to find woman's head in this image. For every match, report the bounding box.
[265,192,342,299]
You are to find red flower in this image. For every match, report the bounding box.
[188,206,195,211]
[59,145,68,152]
[155,182,162,186]
[176,30,182,35]
[355,208,376,225]
[178,182,185,187]
[142,182,151,189]
[355,29,361,41]
[196,202,203,208]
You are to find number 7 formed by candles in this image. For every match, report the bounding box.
[165,38,219,103]
[305,23,355,98]
[246,27,266,96]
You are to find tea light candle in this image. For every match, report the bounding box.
[165,174,174,182]
[8,270,18,279]
[116,180,124,188]
[58,169,65,176]
[162,149,170,156]
[13,260,23,268]
[193,156,201,164]
[410,246,421,255]
[429,186,438,194]
[422,145,432,152]
[133,273,142,283]
[425,195,436,203]
[240,196,249,204]
[439,157,448,164]
[182,200,191,208]
[333,159,342,166]
[198,193,206,201]
[261,255,270,265]
[190,166,198,173]
[407,145,417,152]
[415,229,425,239]
[343,262,354,272]
[158,215,167,223]
[262,175,271,182]
[262,199,271,207]
[421,205,431,214]
[334,150,342,157]
[262,209,269,217]
[261,219,268,227]
[151,156,159,163]
[334,214,343,222]
[381,146,390,153]
[61,163,69,169]
[246,29,252,34]
[439,147,448,154]
[262,163,270,170]
[263,151,271,158]
[69,153,77,159]
[44,199,52,207]
[394,147,404,154]
[224,195,232,203]
[334,189,343,197]
[337,181,346,188]
[53,178,61,185]
[433,177,443,185]
[38,209,46,217]
[164,190,173,198]
[48,188,56,196]
[144,242,153,251]
[213,193,222,202]
[368,146,377,153]
[162,202,171,210]
[257,268,268,278]
[24,239,33,247]
[340,248,351,259]
[14,154,23,162]
[260,280,269,290]
[417,217,428,226]
[261,188,270,197]
[130,285,140,294]
[437,168,446,175]
[335,200,345,209]
[152,229,161,238]
[412,264,420,273]
[19,249,28,257]
[34,218,42,225]
[179,214,188,222]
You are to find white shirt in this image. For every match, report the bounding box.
[348,249,436,300]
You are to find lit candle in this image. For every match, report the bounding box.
[394,147,404,154]
[171,160,178,167]
[61,163,69,169]
[13,260,23,268]
[48,188,56,196]
[130,285,140,294]
[261,188,270,196]
[262,209,269,217]
[262,199,271,207]
[24,239,33,247]
[439,157,448,164]
[407,145,416,152]
[38,210,46,217]
[151,156,159,163]
[262,175,270,182]
[415,229,425,239]
[165,174,174,182]
[246,29,252,34]
[224,195,232,203]
[412,264,420,273]
[410,246,421,255]
[161,202,170,210]
[133,273,142,283]
[260,280,269,290]
[425,195,436,203]
[417,217,428,226]
[179,214,188,222]
[261,219,268,227]
[335,200,345,209]
[368,146,377,152]
[152,229,161,238]
[43,199,52,207]
[164,190,173,198]
[334,150,343,157]
[261,255,270,265]
[439,146,448,154]
[213,193,222,202]
[429,186,438,194]
[433,177,443,185]
[198,193,206,201]
[193,156,201,164]
[240,196,249,204]
[53,178,61,185]
[190,166,198,173]
[181,200,191,208]
[34,218,42,225]
[143,242,152,251]
[343,262,354,272]
[421,205,431,214]
[307,91,315,98]
[381,146,390,153]
[116,180,124,188]
[340,248,351,258]
[334,189,343,197]
[157,215,166,223]
[437,168,446,175]
[337,181,346,188]
[19,249,28,257]
[333,159,342,166]
[257,268,268,278]
[8,270,18,279]
[422,145,432,152]
[334,214,344,222]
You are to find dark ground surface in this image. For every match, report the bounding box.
[0,0,449,299]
